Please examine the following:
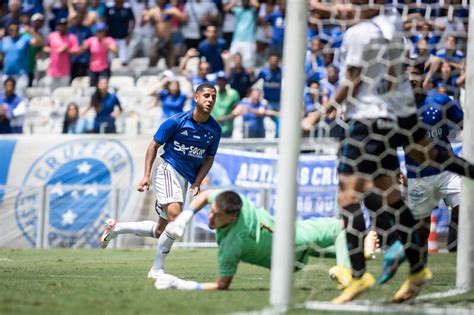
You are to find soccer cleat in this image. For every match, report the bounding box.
[329,265,352,289]
[364,230,379,260]
[148,268,164,280]
[166,221,186,240]
[377,240,406,285]
[99,218,117,249]
[332,272,375,304]
[392,267,433,303]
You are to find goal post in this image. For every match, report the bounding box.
[269,0,308,309]
[456,2,474,291]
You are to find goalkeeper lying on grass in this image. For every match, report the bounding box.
[157,189,377,291]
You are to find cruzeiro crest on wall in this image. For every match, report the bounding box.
[15,139,134,248]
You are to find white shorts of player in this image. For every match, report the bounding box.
[154,161,192,220]
[407,172,461,220]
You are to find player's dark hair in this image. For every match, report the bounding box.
[195,83,216,94]
[215,191,242,214]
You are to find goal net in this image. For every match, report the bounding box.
[271,0,474,313]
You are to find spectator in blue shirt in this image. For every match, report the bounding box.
[0,22,43,97]
[0,77,25,134]
[104,0,135,66]
[255,53,282,137]
[62,102,89,134]
[84,77,123,133]
[49,0,69,32]
[233,88,277,139]
[69,14,93,80]
[155,80,188,120]
[435,35,464,66]
[223,51,252,99]
[198,25,228,73]
[1,0,21,35]
[265,3,285,56]
[304,37,325,83]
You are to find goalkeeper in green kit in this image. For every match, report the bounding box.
[156,189,377,291]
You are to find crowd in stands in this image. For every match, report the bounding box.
[0,0,470,137]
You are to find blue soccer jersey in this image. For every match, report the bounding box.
[153,111,222,184]
[405,91,464,178]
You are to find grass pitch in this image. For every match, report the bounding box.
[0,248,472,315]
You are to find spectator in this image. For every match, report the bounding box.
[319,64,339,101]
[0,77,25,134]
[49,0,69,32]
[83,77,123,133]
[255,52,282,137]
[128,0,154,60]
[88,0,106,20]
[223,51,252,99]
[80,22,117,86]
[233,88,276,139]
[304,36,325,82]
[221,0,235,44]
[226,0,259,69]
[198,25,228,73]
[304,80,321,116]
[68,0,100,28]
[155,79,187,120]
[144,0,185,68]
[265,0,285,56]
[255,0,276,66]
[181,0,219,49]
[1,0,21,36]
[62,102,88,134]
[435,34,464,68]
[104,0,135,66]
[25,13,45,86]
[69,13,93,80]
[21,0,42,16]
[0,22,43,97]
[43,18,80,91]
[211,71,240,138]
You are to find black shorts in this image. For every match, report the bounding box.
[337,114,426,176]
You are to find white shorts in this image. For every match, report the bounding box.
[154,161,192,219]
[407,172,461,219]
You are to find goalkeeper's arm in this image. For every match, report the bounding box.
[301,66,362,131]
[156,273,234,291]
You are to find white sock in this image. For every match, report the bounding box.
[151,231,175,272]
[175,209,194,226]
[112,221,157,238]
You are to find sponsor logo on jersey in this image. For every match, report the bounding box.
[173,141,205,158]
[15,139,134,247]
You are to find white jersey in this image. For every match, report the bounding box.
[340,12,416,120]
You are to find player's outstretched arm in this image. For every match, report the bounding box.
[155,273,233,291]
[137,140,161,192]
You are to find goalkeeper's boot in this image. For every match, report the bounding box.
[377,240,406,285]
[99,218,117,249]
[329,265,352,289]
[392,267,433,303]
[147,268,164,280]
[332,272,375,304]
[364,230,379,260]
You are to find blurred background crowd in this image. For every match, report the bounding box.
[0,0,470,137]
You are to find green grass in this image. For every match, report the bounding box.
[0,249,473,315]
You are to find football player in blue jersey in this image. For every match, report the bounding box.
[99,83,222,280]
[378,63,464,286]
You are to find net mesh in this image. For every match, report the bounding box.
[297,0,470,308]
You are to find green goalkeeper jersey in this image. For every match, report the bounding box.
[208,191,344,277]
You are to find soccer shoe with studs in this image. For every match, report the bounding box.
[364,230,379,260]
[329,265,353,289]
[99,218,117,249]
[377,240,406,285]
[392,267,433,303]
[332,272,375,304]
